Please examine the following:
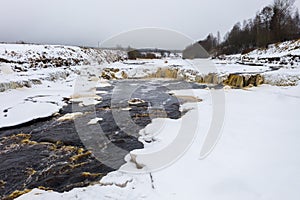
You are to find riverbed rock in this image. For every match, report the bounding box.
[224,74,264,88]
[148,68,178,79]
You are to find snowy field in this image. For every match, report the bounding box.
[0,42,299,199]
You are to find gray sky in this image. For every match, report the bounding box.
[0,0,300,49]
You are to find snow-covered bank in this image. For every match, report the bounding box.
[0,43,126,69]
[0,43,126,128]
[0,63,80,128]
[216,39,300,67]
[17,83,300,200]
[246,39,300,60]
[0,79,74,128]
[0,43,126,93]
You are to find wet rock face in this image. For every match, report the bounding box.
[100,68,119,80]
[148,68,179,79]
[224,74,264,88]
[195,73,223,85]
[246,74,264,86]
[0,80,195,199]
[195,73,264,88]
[99,68,129,80]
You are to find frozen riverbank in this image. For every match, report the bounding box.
[17,83,300,200]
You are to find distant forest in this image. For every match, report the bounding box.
[199,0,300,55]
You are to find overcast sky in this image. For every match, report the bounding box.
[0,0,300,49]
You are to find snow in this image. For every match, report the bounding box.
[0,43,126,66]
[263,67,300,86]
[246,40,300,58]
[17,84,300,200]
[146,85,300,200]
[57,112,83,122]
[0,80,74,128]
[1,41,300,200]
[216,40,300,68]
[0,43,126,128]
[87,117,103,125]
[0,63,14,74]
[0,43,83,63]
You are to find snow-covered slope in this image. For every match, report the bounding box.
[0,43,127,92]
[0,43,126,70]
[246,39,300,59]
[216,39,300,67]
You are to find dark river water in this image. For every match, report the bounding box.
[0,79,207,199]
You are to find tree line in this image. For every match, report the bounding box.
[199,0,300,55]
